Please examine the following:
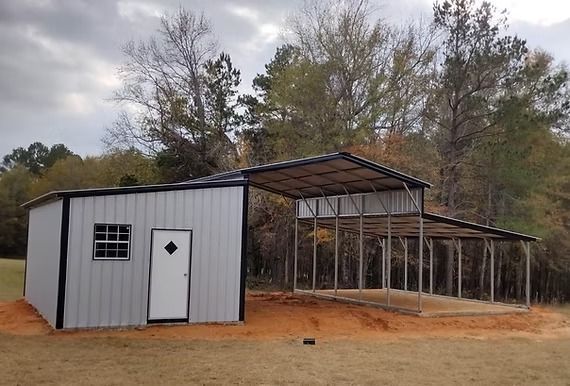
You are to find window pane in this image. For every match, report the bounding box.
[94,224,131,260]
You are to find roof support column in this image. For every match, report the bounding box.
[359,212,364,300]
[399,237,409,291]
[320,191,340,297]
[334,213,339,297]
[404,237,408,292]
[312,215,317,293]
[418,213,424,312]
[368,183,393,305]
[402,182,423,312]
[380,238,386,289]
[341,187,364,299]
[522,240,531,308]
[485,239,495,303]
[298,192,318,294]
[424,237,433,295]
[490,239,494,303]
[452,238,462,298]
[387,212,392,306]
[293,217,298,291]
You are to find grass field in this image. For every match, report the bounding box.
[1,335,569,385]
[1,257,570,385]
[0,258,24,301]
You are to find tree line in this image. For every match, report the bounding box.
[1,0,569,302]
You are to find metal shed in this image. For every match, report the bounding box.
[23,180,247,329]
[23,151,537,330]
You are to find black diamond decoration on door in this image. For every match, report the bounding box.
[164,241,178,255]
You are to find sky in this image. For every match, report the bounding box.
[1,0,569,157]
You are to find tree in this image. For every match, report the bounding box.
[428,0,533,294]
[98,149,159,186]
[240,0,437,165]
[1,142,74,175]
[107,7,242,181]
[0,166,33,255]
[29,151,160,198]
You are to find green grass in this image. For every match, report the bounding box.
[0,258,25,302]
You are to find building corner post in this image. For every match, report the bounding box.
[525,241,531,308]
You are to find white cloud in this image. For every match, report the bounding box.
[415,0,570,26]
[117,1,163,22]
[225,3,281,52]
[490,0,570,26]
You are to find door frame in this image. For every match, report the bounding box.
[147,227,193,324]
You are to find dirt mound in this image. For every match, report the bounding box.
[0,292,568,341]
[0,299,52,335]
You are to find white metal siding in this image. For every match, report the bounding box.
[63,186,244,328]
[25,199,62,327]
[296,188,422,218]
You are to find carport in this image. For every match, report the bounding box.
[196,152,537,316]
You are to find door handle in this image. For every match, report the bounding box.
[184,273,188,277]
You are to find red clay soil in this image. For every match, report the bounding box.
[1,292,569,341]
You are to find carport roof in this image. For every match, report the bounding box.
[190,152,431,199]
[299,212,538,241]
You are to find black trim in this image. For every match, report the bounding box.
[55,197,70,329]
[238,182,249,322]
[147,228,193,323]
[147,318,189,324]
[92,223,132,261]
[22,179,248,209]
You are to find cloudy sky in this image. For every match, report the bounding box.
[1,0,569,157]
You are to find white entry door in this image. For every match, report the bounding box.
[148,229,192,322]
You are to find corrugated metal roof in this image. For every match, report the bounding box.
[21,179,247,209]
[300,212,537,241]
[190,152,431,199]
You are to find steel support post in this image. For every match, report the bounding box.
[418,215,424,312]
[320,192,340,297]
[334,213,339,296]
[404,237,408,291]
[490,239,495,303]
[381,238,386,289]
[428,238,434,295]
[359,213,364,299]
[524,241,531,308]
[293,217,298,291]
[457,238,462,298]
[312,216,317,292]
[387,213,392,306]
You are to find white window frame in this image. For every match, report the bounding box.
[93,223,132,261]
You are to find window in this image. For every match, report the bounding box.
[93,224,131,260]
